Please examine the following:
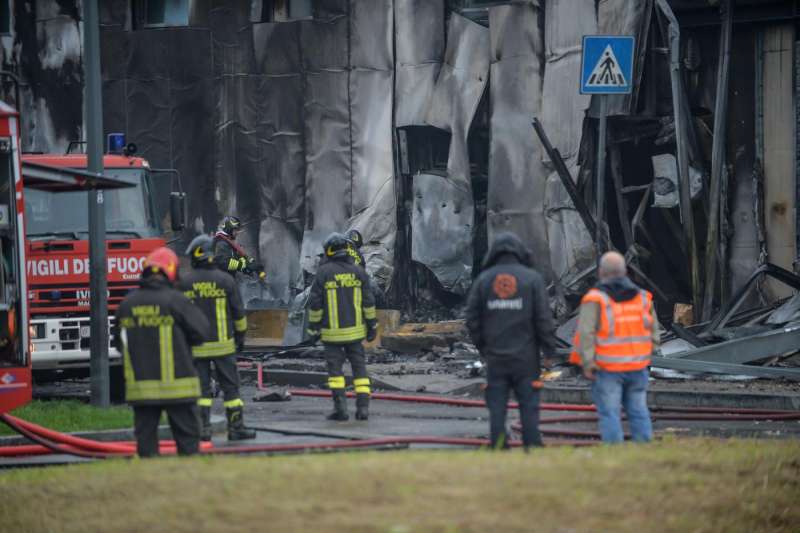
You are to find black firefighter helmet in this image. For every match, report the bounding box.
[323,232,350,259]
[219,215,242,238]
[185,234,215,265]
[346,229,363,249]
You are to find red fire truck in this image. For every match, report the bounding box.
[1,102,140,413]
[0,102,30,414]
[21,150,184,394]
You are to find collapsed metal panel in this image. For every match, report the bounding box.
[411,172,474,294]
[487,3,551,280]
[349,0,396,287]
[418,12,489,292]
[394,0,445,127]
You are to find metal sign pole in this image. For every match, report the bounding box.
[84,0,109,407]
[596,95,608,260]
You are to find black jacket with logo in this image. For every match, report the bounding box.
[178,263,248,358]
[465,233,556,376]
[308,254,377,344]
[114,276,210,405]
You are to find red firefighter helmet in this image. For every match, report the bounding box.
[144,247,179,282]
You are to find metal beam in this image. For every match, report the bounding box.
[651,356,800,381]
[657,0,702,313]
[701,0,733,322]
[669,325,800,364]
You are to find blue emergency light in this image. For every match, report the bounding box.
[107,133,126,153]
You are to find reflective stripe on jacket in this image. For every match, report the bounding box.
[178,264,248,358]
[308,257,377,344]
[114,276,210,404]
[569,288,653,372]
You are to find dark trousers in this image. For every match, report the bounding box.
[133,403,200,457]
[196,355,241,402]
[485,363,542,449]
[324,342,368,380]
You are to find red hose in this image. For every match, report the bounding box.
[287,389,596,411]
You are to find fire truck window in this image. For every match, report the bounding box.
[25,169,153,238]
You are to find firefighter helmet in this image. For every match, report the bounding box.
[219,215,242,238]
[323,232,350,258]
[143,247,179,282]
[185,234,214,265]
[346,229,363,249]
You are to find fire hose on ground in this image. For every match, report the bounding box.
[2,389,799,459]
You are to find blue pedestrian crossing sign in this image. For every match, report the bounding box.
[580,35,635,95]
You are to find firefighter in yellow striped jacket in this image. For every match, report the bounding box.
[179,235,255,441]
[308,233,378,421]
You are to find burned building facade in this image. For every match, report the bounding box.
[5,0,800,325]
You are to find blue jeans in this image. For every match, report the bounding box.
[591,368,652,443]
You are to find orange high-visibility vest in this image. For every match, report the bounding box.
[569,288,653,372]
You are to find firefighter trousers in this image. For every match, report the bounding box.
[324,342,369,388]
[133,402,200,457]
[195,355,242,404]
[484,362,543,450]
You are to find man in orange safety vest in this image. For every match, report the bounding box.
[570,251,659,443]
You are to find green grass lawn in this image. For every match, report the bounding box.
[1,438,798,532]
[0,400,132,436]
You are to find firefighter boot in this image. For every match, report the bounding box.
[226,406,256,441]
[200,406,212,442]
[355,393,370,421]
[326,390,349,421]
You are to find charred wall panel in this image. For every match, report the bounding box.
[487,3,551,280]
[298,15,352,275]
[349,0,395,286]
[253,22,305,302]
[16,1,83,152]
[418,12,488,293]
[542,0,595,282]
[394,0,445,127]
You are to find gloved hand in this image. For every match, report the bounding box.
[366,327,377,343]
[307,328,321,344]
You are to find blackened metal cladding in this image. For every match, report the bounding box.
[420,12,489,292]
[299,0,396,289]
[298,14,351,277]
[487,4,552,281]
[348,0,396,289]
[411,172,474,295]
[394,0,445,127]
[252,22,306,304]
[15,1,83,152]
[588,0,653,118]
[541,0,596,283]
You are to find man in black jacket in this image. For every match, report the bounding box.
[114,247,209,457]
[465,232,557,450]
[308,233,378,421]
[179,235,256,441]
